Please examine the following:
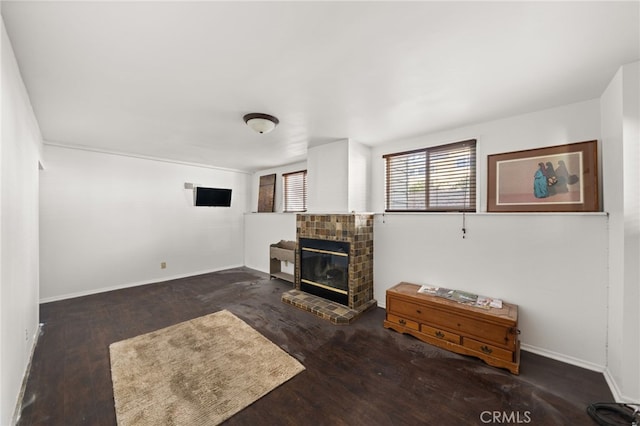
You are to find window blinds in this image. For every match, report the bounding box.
[283,170,307,212]
[384,140,476,212]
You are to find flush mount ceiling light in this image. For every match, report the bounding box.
[243,113,279,134]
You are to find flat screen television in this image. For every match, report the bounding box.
[194,187,232,207]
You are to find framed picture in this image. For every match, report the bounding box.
[487,140,599,212]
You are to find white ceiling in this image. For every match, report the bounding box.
[2,1,639,172]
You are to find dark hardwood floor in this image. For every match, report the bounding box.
[17,268,611,425]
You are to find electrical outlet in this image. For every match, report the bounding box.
[161,262,167,269]
[25,329,29,341]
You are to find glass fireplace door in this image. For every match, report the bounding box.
[299,238,350,305]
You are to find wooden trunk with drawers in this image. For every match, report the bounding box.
[383,282,520,374]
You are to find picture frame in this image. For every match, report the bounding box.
[487,140,599,212]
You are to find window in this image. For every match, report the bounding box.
[283,170,307,212]
[384,139,476,212]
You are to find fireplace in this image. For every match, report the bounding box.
[282,213,376,324]
[299,238,350,305]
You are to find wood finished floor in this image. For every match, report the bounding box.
[17,268,612,425]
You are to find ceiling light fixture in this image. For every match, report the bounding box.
[243,113,279,134]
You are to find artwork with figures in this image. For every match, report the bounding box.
[497,152,582,205]
[487,140,598,212]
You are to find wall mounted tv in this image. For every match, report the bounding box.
[194,187,232,207]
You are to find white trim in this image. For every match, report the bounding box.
[38,265,244,303]
[521,345,626,402]
[603,368,633,403]
[244,212,298,216]
[43,141,251,175]
[245,266,269,275]
[376,211,609,217]
[521,343,606,372]
[12,324,41,425]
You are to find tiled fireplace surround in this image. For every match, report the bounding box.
[281,213,377,324]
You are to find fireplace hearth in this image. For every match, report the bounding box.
[281,213,376,324]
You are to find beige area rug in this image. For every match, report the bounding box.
[109,310,305,425]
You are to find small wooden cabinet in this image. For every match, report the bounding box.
[384,282,520,374]
[269,240,296,284]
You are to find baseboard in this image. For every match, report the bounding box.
[243,264,268,275]
[39,264,245,303]
[377,309,607,373]
[521,345,629,402]
[521,343,606,372]
[602,367,639,403]
[12,324,41,425]
[602,368,624,402]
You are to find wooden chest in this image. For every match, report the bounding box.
[383,282,520,374]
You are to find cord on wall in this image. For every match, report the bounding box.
[462,211,466,239]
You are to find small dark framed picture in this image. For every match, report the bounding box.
[487,140,599,212]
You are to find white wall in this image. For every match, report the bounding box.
[1,19,43,425]
[249,161,306,213]
[601,61,640,402]
[347,140,371,212]
[371,99,602,212]
[39,145,250,301]
[244,213,297,274]
[374,212,608,368]
[244,139,372,274]
[601,65,626,400]
[306,138,372,213]
[307,140,350,213]
[621,62,639,404]
[371,99,610,370]
[245,161,304,274]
